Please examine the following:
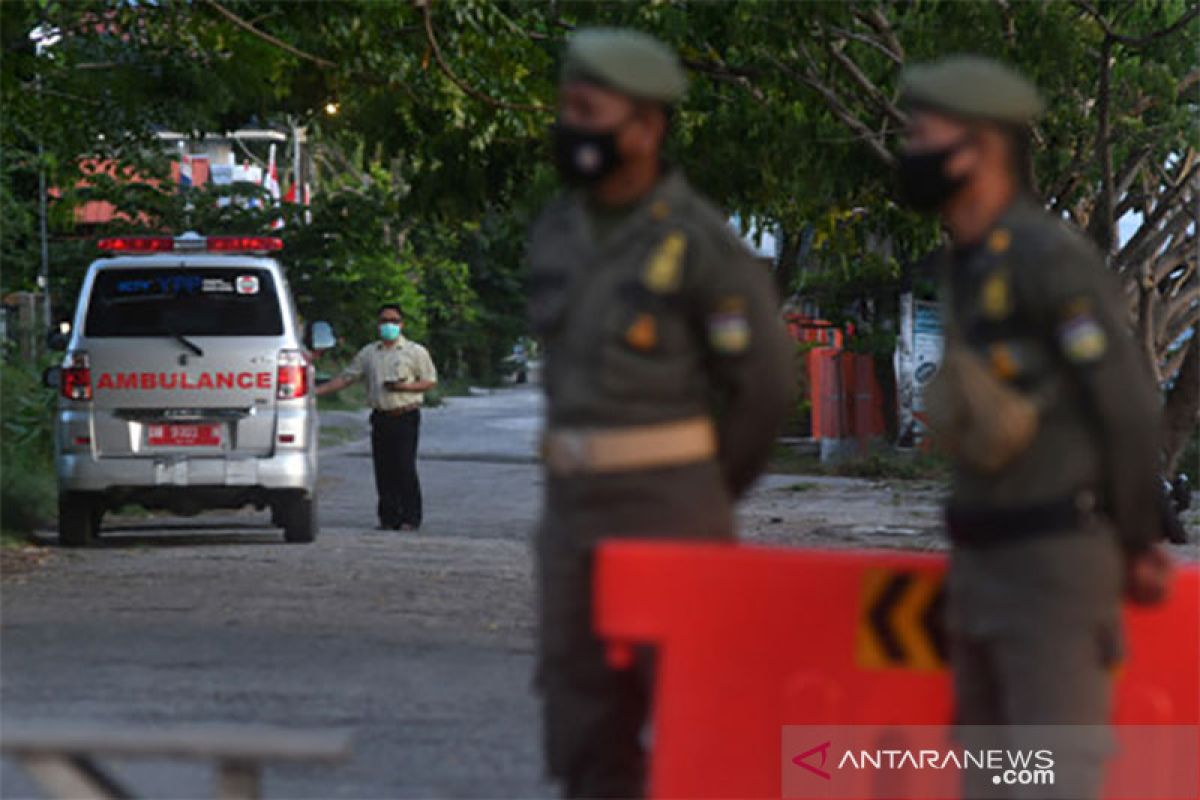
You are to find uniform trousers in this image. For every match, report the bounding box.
[370,408,422,528]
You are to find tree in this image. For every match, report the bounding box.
[747,0,1199,468]
[5,1,1195,461]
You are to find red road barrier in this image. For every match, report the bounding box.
[594,542,1199,798]
[808,350,886,445]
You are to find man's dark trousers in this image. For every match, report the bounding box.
[370,409,422,528]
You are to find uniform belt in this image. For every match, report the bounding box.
[541,416,717,476]
[946,490,1104,547]
[373,404,420,417]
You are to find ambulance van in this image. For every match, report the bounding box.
[45,233,334,546]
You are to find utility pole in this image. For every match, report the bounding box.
[35,43,52,336]
[292,117,302,204]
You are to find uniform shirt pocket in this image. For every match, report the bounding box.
[598,285,695,401]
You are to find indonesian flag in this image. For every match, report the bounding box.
[178,144,193,189]
[262,144,281,202]
[263,144,284,229]
[283,182,297,204]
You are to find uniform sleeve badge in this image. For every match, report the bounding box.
[708,296,751,354]
[980,271,1013,319]
[642,231,687,293]
[1058,301,1108,364]
[624,313,658,351]
[987,228,1012,254]
[987,342,1020,380]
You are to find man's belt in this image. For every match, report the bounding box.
[373,404,420,417]
[946,490,1104,547]
[541,416,717,476]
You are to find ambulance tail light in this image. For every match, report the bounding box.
[276,350,308,400]
[97,237,174,253]
[61,352,93,401]
[206,236,283,253]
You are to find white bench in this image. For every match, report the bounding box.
[1,722,352,799]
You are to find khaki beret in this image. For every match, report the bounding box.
[561,27,687,104]
[901,55,1044,125]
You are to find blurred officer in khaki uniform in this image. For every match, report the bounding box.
[900,56,1173,799]
[527,28,793,798]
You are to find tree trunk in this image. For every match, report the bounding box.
[1162,331,1200,474]
[774,228,802,299]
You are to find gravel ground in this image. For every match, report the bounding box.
[2,385,1196,799]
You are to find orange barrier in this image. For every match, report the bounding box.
[807,350,886,445]
[594,542,1200,799]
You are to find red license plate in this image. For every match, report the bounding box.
[147,423,222,447]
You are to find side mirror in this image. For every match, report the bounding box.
[1172,474,1192,513]
[306,320,336,352]
[46,325,69,352]
[43,366,61,390]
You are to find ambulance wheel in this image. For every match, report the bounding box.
[279,492,317,544]
[59,492,99,548]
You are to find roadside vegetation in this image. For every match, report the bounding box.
[1,1,1194,496]
[770,443,951,482]
[1,357,57,539]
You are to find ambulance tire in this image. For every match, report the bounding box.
[280,492,317,544]
[59,492,99,548]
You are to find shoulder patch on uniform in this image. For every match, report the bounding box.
[642,231,687,293]
[650,200,671,221]
[708,301,751,355]
[980,270,1013,319]
[1058,299,1107,364]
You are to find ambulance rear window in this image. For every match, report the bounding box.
[85,267,284,337]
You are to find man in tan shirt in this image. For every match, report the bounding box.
[317,303,438,530]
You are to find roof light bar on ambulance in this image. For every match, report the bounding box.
[97,235,283,254]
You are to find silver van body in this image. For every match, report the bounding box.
[53,251,319,544]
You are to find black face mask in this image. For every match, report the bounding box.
[896,141,970,212]
[551,121,623,186]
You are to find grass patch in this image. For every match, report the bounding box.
[422,376,474,408]
[769,443,951,481]
[783,482,819,493]
[769,445,825,476]
[1,531,34,548]
[316,380,369,412]
[319,424,365,448]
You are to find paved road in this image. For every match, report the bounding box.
[3,387,554,800]
[4,385,1195,799]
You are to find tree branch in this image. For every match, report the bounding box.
[1074,0,1199,48]
[775,47,896,166]
[853,7,905,63]
[416,0,548,114]
[203,0,335,68]
[826,24,902,66]
[1152,232,1197,286]
[1112,147,1152,218]
[686,47,768,105]
[1087,39,1116,256]
[1118,161,1199,268]
[820,32,908,127]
